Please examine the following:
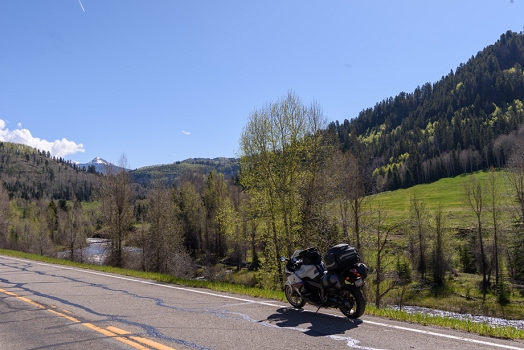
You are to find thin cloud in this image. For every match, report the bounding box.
[77,0,85,12]
[182,130,190,135]
[0,119,85,158]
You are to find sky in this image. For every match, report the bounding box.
[1,1,523,169]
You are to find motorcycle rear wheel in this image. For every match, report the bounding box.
[285,285,306,308]
[339,286,365,319]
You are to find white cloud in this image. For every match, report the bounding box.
[0,119,85,157]
[182,130,190,135]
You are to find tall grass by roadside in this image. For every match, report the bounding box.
[2,248,524,340]
[0,249,284,301]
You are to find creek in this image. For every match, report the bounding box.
[390,305,524,330]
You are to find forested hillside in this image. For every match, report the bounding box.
[131,157,239,187]
[330,30,524,193]
[0,142,99,201]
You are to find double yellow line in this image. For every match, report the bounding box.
[0,288,175,350]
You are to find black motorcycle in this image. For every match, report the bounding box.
[280,244,367,319]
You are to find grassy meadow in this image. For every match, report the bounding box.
[368,170,513,227]
[360,170,524,332]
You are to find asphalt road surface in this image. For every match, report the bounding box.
[1,255,524,350]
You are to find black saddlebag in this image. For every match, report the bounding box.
[324,244,359,271]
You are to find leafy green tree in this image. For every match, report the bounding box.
[177,179,205,255]
[0,182,11,248]
[239,91,328,284]
[203,170,228,259]
[46,201,58,243]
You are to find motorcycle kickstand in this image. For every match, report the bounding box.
[315,304,322,315]
[315,291,326,315]
[315,296,326,315]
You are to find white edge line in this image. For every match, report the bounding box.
[3,255,524,350]
[362,319,524,350]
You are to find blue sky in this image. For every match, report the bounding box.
[1,1,523,169]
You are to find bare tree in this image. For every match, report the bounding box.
[144,180,183,273]
[57,192,86,262]
[431,207,449,287]
[408,196,429,282]
[371,206,402,308]
[506,137,524,280]
[97,154,135,268]
[34,200,54,256]
[506,138,524,224]
[333,151,368,252]
[459,150,469,174]
[486,168,502,289]
[463,175,488,296]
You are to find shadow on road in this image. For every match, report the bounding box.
[266,307,362,337]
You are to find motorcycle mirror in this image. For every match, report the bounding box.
[280,257,287,262]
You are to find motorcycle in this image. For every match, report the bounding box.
[280,244,368,319]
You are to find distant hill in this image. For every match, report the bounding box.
[131,157,239,187]
[0,142,239,199]
[0,142,100,201]
[330,30,524,193]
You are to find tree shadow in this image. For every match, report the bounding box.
[266,307,362,337]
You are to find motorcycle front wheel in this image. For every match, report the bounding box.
[285,285,306,308]
[339,286,365,319]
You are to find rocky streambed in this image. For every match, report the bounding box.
[390,305,524,330]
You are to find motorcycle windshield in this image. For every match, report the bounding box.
[290,250,302,259]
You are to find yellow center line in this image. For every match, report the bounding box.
[82,323,150,350]
[0,288,46,309]
[16,296,46,309]
[0,287,17,296]
[47,309,80,323]
[0,288,176,350]
[107,326,176,350]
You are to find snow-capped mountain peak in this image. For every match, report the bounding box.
[90,157,111,165]
[74,157,121,174]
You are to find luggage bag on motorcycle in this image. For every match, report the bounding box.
[324,244,359,271]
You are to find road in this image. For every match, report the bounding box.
[1,255,524,350]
